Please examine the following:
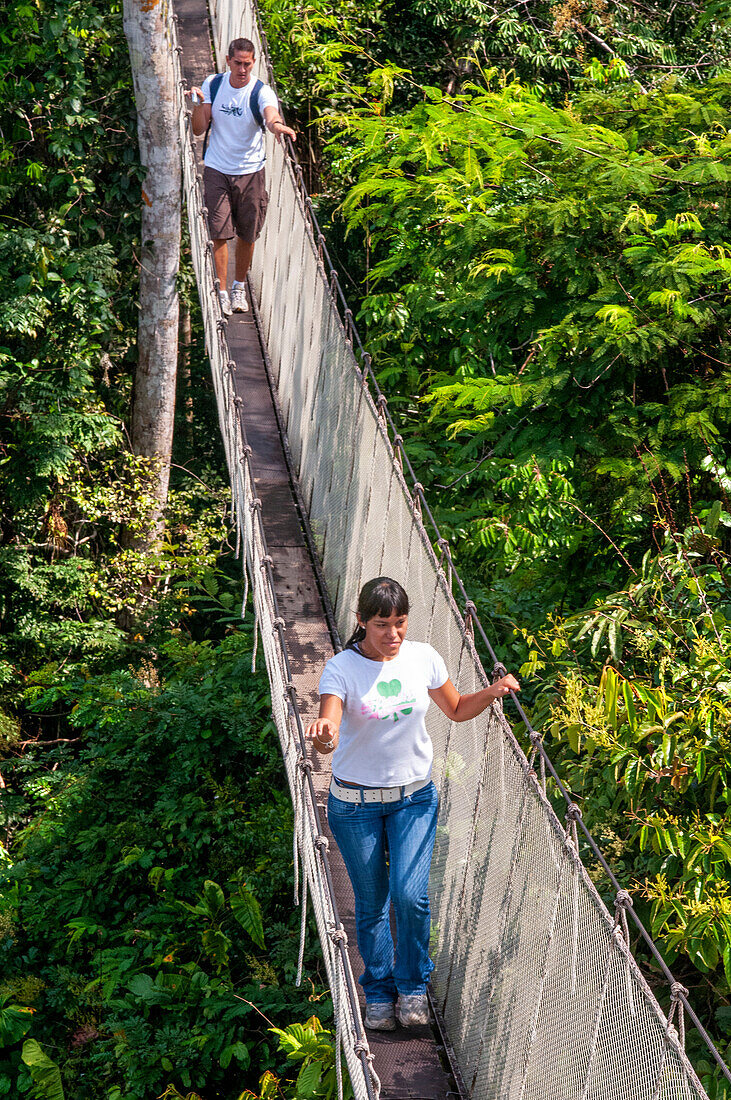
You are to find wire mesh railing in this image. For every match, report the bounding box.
[167,8,379,1100]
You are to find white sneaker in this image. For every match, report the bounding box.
[397,993,429,1027]
[364,1002,396,1031]
[231,282,249,312]
[218,289,232,316]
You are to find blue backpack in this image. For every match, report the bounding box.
[202,74,265,157]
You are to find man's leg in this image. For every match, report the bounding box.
[212,239,229,290]
[235,237,255,283]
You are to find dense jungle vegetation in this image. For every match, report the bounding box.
[261,0,731,1090]
[2,0,731,1094]
[0,0,337,1096]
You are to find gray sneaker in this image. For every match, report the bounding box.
[218,289,232,317]
[364,1002,396,1031]
[231,282,249,312]
[397,993,429,1027]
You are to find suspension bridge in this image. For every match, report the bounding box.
[166,1,731,1097]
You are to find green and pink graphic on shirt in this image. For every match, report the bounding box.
[361,678,417,723]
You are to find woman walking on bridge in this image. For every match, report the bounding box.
[306,577,519,1032]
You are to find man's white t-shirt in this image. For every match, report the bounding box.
[201,72,278,175]
[318,641,449,787]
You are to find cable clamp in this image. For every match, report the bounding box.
[670,982,688,1001]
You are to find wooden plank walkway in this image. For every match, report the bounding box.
[176,4,455,1095]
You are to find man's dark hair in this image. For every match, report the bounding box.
[227,37,255,57]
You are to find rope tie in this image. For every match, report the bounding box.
[249,498,262,511]
[566,802,583,821]
[328,926,348,946]
[413,482,423,518]
[314,834,329,852]
[251,607,259,672]
[297,757,313,776]
[528,729,542,767]
[668,983,688,1049]
[615,889,633,910]
[493,660,508,679]
[272,616,285,633]
[260,554,273,568]
[216,317,228,332]
[295,858,308,986]
[233,395,243,409]
[242,444,253,458]
[464,600,476,638]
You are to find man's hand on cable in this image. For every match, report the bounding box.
[263,105,296,144]
[305,717,339,754]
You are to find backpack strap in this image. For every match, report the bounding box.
[202,73,225,158]
[250,78,266,133]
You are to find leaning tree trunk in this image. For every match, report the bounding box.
[122,0,181,547]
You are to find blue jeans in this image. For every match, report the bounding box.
[327,781,438,1004]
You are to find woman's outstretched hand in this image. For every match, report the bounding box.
[305,717,339,754]
[490,673,520,699]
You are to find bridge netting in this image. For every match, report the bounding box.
[168,0,727,1097]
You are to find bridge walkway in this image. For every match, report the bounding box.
[175,3,455,1096]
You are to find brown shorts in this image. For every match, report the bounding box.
[203,166,269,243]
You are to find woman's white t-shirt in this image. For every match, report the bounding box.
[318,641,449,787]
[201,73,278,175]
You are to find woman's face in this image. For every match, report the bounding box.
[358,610,408,661]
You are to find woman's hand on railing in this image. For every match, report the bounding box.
[305,718,339,754]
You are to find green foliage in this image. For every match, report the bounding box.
[333,74,731,633]
[241,1018,350,1100]
[0,629,332,1099]
[521,524,731,1077]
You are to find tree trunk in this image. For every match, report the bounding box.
[122,0,181,547]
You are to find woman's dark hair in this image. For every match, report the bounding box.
[345,577,409,650]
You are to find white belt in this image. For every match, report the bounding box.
[329,776,431,804]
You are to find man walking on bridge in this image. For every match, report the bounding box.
[188,39,295,316]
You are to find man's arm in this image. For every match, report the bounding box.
[186,86,211,136]
[263,104,296,144]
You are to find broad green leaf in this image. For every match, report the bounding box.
[231,884,265,949]
[21,1039,65,1100]
[297,1060,324,1099]
[0,996,34,1049]
[202,880,225,916]
[201,928,231,971]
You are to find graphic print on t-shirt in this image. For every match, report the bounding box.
[220,103,244,116]
[361,678,416,723]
